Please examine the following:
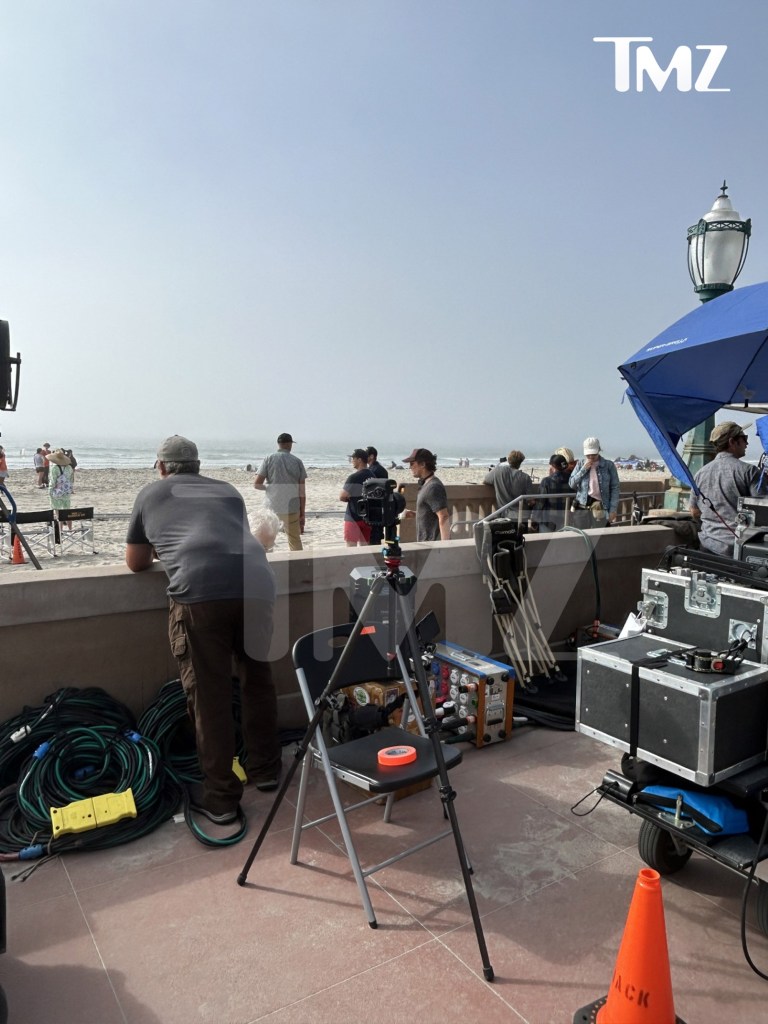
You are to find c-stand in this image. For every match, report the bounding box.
[0,485,42,570]
[236,518,494,981]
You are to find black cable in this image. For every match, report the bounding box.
[740,800,768,979]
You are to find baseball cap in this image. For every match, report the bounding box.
[156,435,198,462]
[348,448,368,460]
[277,432,294,443]
[710,421,750,445]
[403,447,435,464]
[549,454,568,470]
[583,437,601,455]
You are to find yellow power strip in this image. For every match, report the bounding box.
[50,789,138,837]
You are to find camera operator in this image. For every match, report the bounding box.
[340,449,373,546]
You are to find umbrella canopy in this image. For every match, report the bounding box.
[618,281,768,491]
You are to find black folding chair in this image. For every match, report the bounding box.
[0,508,55,560]
[289,621,464,928]
[53,507,96,555]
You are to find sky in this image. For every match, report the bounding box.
[1,0,768,457]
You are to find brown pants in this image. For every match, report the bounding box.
[278,512,303,551]
[169,597,281,814]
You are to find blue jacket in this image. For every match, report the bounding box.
[569,457,620,515]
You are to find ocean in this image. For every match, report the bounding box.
[1,437,556,472]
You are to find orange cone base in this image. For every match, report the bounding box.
[574,997,686,1023]
[11,537,25,564]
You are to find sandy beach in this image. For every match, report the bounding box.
[0,463,669,571]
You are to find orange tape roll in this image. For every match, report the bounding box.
[377,745,417,766]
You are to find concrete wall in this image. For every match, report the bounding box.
[0,526,673,728]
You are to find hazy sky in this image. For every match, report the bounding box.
[1,1,767,455]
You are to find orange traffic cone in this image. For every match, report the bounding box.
[11,535,25,564]
[573,868,686,1023]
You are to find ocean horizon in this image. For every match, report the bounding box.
[0,436,661,472]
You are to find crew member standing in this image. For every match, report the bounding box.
[126,435,281,825]
[254,432,307,551]
[569,437,620,528]
[340,449,373,546]
[403,447,451,541]
[365,446,388,545]
[690,421,766,556]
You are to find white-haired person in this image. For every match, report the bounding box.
[250,508,281,552]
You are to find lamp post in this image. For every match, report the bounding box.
[663,182,751,509]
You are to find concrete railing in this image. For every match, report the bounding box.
[0,525,675,729]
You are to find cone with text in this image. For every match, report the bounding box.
[11,535,25,564]
[573,867,686,1023]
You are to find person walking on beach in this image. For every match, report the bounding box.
[569,437,620,528]
[33,448,46,488]
[340,449,373,546]
[254,432,307,551]
[403,448,451,541]
[365,446,388,546]
[483,450,534,513]
[41,443,51,487]
[689,421,766,556]
[125,435,281,825]
[0,445,8,489]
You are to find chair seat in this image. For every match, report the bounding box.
[326,726,462,794]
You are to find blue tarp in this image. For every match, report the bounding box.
[619,282,768,492]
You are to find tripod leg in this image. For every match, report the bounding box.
[394,586,495,982]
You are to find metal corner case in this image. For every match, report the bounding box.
[576,633,768,786]
[640,567,768,661]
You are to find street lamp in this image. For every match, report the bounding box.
[664,183,751,509]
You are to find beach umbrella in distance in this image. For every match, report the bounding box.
[618,281,768,491]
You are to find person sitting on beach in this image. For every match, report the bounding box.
[48,449,74,529]
[33,448,46,488]
[403,447,451,541]
[483,450,534,513]
[340,449,373,546]
[253,432,307,552]
[125,434,281,823]
[530,454,574,532]
[569,437,620,527]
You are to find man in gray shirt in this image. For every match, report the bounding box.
[126,435,280,825]
[690,421,766,556]
[254,432,307,551]
[403,447,450,541]
[484,450,534,511]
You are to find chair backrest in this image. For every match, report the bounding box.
[56,507,94,524]
[293,623,404,702]
[0,509,54,525]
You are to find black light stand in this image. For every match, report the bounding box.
[0,486,42,570]
[236,522,495,982]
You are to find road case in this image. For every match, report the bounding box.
[576,633,768,785]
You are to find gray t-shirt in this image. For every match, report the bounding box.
[416,475,448,541]
[257,450,307,515]
[690,452,765,556]
[126,473,275,604]
[483,463,534,510]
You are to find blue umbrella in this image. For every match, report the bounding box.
[618,282,768,491]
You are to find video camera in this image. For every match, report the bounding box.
[357,477,406,529]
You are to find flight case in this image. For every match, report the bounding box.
[576,633,768,786]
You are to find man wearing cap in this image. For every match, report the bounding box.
[340,449,373,546]
[125,435,281,826]
[403,448,451,541]
[483,450,534,512]
[254,433,307,551]
[689,421,765,556]
[569,437,620,527]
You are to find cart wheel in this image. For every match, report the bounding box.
[755,881,768,938]
[637,819,692,875]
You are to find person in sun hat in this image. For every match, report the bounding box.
[689,421,766,556]
[47,449,74,520]
[253,432,307,551]
[125,435,281,826]
[568,437,620,529]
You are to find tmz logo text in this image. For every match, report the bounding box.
[593,37,729,93]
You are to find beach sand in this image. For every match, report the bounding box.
[0,464,669,571]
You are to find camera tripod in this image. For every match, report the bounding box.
[236,527,494,982]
